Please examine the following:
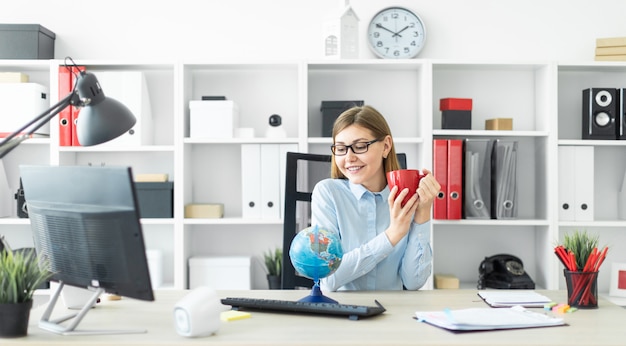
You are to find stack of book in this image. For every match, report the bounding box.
[595,36,626,61]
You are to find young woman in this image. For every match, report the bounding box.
[312,105,440,291]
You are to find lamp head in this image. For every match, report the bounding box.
[74,72,136,146]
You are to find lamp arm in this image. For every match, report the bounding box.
[0,91,77,159]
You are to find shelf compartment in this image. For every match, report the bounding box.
[182,63,300,140]
[432,62,553,133]
[307,61,426,139]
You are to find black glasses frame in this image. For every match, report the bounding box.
[331,137,383,156]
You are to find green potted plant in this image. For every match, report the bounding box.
[263,247,282,290]
[0,246,52,338]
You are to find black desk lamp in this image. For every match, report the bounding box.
[0,57,136,158]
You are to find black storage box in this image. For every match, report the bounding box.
[135,182,173,218]
[442,110,472,130]
[0,24,55,59]
[320,100,364,137]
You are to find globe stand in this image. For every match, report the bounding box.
[297,280,338,304]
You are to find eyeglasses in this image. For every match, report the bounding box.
[331,137,383,156]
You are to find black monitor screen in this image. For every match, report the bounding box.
[20,165,154,302]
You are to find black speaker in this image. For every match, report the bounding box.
[582,88,617,139]
[618,88,626,139]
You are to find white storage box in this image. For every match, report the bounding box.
[189,256,251,290]
[0,83,49,136]
[189,100,239,138]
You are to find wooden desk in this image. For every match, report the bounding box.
[5,289,625,345]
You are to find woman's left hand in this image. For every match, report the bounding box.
[414,169,440,224]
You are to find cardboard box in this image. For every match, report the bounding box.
[185,203,224,218]
[0,24,55,59]
[189,100,239,138]
[189,256,251,290]
[135,182,173,218]
[434,274,460,289]
[320,100,364,137]
[485,118,513,130]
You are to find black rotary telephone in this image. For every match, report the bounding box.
[477,254,535,289]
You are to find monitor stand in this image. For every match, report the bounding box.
[38,281,147,336]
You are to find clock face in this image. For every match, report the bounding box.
[367,7,426,59]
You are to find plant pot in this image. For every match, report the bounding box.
[267,275,281,290]
[0,300,33,338]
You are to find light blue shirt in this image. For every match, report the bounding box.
[311,178,432,291]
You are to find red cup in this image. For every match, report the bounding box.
[386,169,424,206]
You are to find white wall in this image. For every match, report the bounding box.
[2,0,626,61]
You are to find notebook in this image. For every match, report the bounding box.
[477,290,553,308]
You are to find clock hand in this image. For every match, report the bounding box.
[392,26,410,37]
[375,23,396,35]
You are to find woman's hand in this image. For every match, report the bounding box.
[385,185,419,246]
[413,169,440,224]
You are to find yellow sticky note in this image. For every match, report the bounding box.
[220,310,251,322]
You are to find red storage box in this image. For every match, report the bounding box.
[440,98,472,111]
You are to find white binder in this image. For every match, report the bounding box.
[241,144,262,218]
[260,144,280,219]
[242,144,298,220]
[558,146,594,221]
[558,146,575,220]
[574,146,594,221]
[91,71,153,146]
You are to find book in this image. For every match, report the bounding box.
[134,173,169,182]
[415,305,565,332]
[596,36,626,48]
[477,290,553,308]
[0,72,29,83]
[595,54,626,61]
[596,46,626,56]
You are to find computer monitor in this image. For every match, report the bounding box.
[19,165,155,336]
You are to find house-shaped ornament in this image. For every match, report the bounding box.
[322,1,359,59]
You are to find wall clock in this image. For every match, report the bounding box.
[367,7,426,59]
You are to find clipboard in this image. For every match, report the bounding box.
[415,305,565,332]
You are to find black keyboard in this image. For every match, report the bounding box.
[221,297,386,320]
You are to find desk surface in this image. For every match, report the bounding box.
[5,289,625,346]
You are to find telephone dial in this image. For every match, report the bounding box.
[477,254,535,289]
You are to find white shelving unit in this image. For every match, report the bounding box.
[2,59,626,293]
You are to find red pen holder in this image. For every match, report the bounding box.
[564,269,599,309]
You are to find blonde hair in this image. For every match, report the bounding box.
[331,105,400,179]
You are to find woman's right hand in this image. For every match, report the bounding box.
[385,185,419,246]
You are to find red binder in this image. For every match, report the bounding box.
[432,139,448,219]
[70,66,86,146]
[447,139,463,220]
[58,66,72,146]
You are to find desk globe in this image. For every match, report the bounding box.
[289,225,343,303]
